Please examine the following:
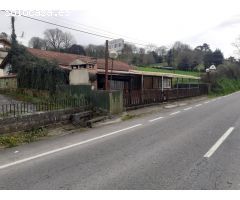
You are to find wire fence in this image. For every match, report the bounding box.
[0,97,90,118]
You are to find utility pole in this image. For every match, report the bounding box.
[105,40,109,90]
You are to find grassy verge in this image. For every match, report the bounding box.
[0,127,48,148]
[136,66,201,77]
[0,89,48,104]
[209,78,240,97]
[121,114,136,121]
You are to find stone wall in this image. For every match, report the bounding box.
[0,107,87,134]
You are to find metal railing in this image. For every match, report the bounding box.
[0,97,89,118]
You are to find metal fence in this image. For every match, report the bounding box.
[123,87,208,108]
[0,97,89,118]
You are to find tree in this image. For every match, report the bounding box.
[203,52,213,68]
[43,29,76,51]
[61,32,76,49]
[28,37,46,49]
[233,36,240,58]
[85,44,105,58]
[66,44,86,55]
[10,16,17,47]
[212,49,224,66]
[166,49,174,66]
[0,32,8,38]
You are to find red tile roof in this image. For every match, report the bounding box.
[27,48,133,71]
[27,48,92,66]
[96,59,134,71]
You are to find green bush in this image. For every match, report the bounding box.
[203,63,240,95]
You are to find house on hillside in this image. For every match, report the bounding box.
[0,37,11,77]
[0,38,17,89]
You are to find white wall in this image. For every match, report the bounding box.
[69,69,90,85]
[0,69,3,77]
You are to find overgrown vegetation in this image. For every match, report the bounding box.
[0,127,47,148]
[8,44,69,93]
[121,114,136,121]
[202,62,240,95]
[8,17,69,94]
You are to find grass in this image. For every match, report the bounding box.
[209,78,240,97]
[121,114,136,121]
[0,127,48,148]
[136,66,201,77]
[0,90,45,104]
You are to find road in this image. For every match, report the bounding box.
[0,92,240,189]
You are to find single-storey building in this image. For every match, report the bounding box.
[25,48,200,91]
[0,45,200,92]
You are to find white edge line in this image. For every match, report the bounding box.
[0,124,142,170]
[170,111,181,115]
[204,127,235,158]
[149,116,164,122]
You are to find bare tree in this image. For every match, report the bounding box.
[28,37,46,49]
[44,28,64,50]
[233,36,240,58]
[156,46,168,56]
[146,44,157,53]
[62,32,76,49]
[0,32,8,39]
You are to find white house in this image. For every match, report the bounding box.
[0,37,11,77]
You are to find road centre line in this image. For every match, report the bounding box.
[195,104,202,107]
[170,111,181,115]
[204,101,210,104]
[0,124,143,170]
[204,127,235,158]
[184,107,192,111]
[149,116,164,122]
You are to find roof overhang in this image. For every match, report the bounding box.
[96,69,200,80]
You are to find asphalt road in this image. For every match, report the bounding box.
[0,92,240,189]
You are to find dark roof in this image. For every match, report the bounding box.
[0,74,17,78]
[27,48,133,71]
[0,38,11,46]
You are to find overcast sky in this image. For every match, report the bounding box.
[1,0,240,58]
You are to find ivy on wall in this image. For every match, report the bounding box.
[8,44,69,93]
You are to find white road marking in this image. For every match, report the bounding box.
[0,124,143,170]
[149,116,164,122]
[170,111,181,115]
[14,151,19,154]
[204,127,235,158]
[184,107,192,111]
[195,104,202,107]
[204,101,210,104]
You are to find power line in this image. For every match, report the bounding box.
[0,10,150,47]
[49,15,150,45]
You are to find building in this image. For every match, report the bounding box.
[0,37,11,77]
[1,47,200,93]
[108,38,124,54]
